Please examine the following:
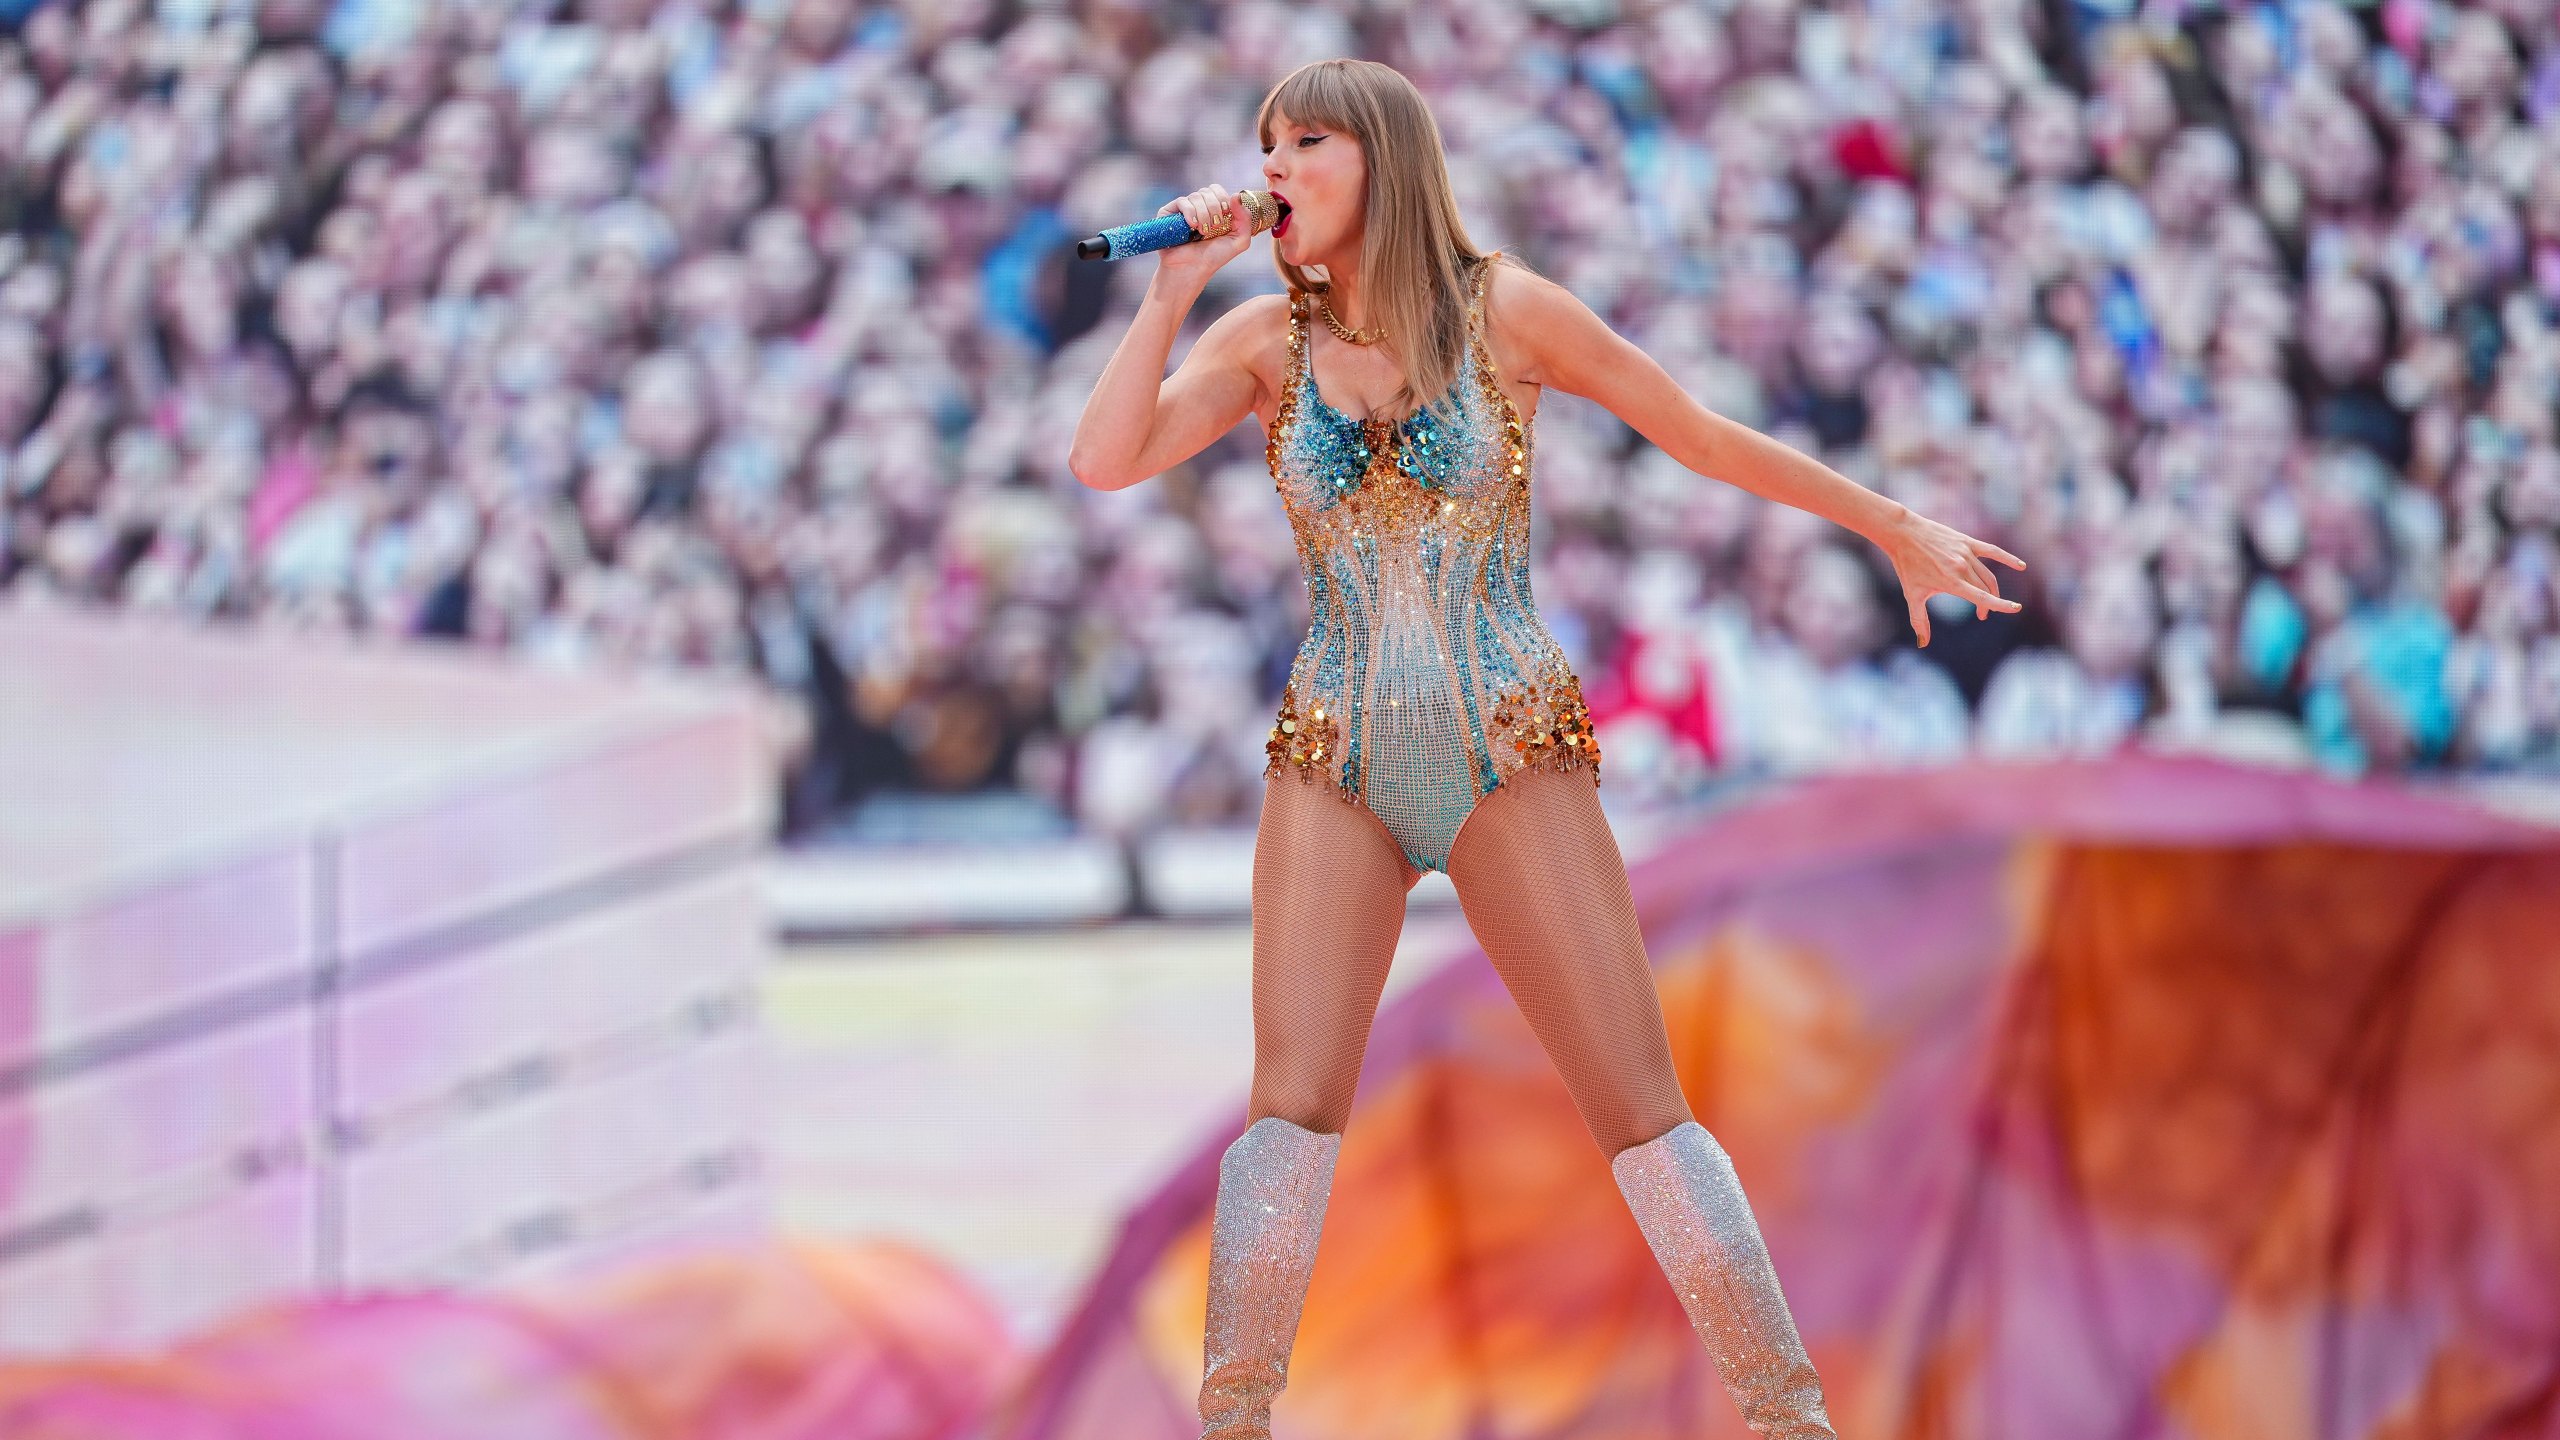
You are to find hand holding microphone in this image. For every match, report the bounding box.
[1075,185,1286,274]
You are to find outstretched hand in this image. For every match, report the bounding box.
[1875,510,2027,647]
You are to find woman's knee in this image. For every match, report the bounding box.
[1535,1011,1695,1156]
[1586,1092,1698,1159]
[1247,1075,1356,1135]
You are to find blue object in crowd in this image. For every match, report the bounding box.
[2239,573,2307,693]
[2302,681,2366,774]
[2370,44,2415,115]
[2258,1,2301,76]
[2063,0,2139,64]
[2096,266,2160,381]
[2303,597,2457,774]
[320,0,422,61]
[1578,48,1656,133]
[853,6,902,50]
[663,9,725,109]
[2355,598,2457,754]
[984,205,1070,350]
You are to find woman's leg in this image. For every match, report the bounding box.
[1199,772,1420,1440]
[1443,767,1692,1157]
[1244,771,1420,1134]
[1445,768,1835,1439]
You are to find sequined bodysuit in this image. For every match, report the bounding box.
[1263,257,1600,874]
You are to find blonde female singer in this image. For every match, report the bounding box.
[1070,57,2024,1440]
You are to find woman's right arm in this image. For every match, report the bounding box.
[1069,185,1272,491]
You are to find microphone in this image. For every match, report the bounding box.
[1075,190,1287,260]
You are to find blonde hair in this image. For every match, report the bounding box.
[1256,59,1515,420]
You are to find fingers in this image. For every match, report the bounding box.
[1159,185,1247,244]
[1948,581,2023,612]
[1965,554,2004,606]
[1158,188,1206,231]
[1906,591,1931,647]
[1921,527,2029,621]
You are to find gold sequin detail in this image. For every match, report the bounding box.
[1486,674,1602,775]
[1264,683,1343,780]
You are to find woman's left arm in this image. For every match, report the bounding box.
[1501,269,2026,646]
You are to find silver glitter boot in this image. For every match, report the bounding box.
[1611,1120,1837,1439]
[1198,1114,1341,1440]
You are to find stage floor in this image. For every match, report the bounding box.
[763,909,1478,1351]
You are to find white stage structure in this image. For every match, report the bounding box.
[0,606,774,1352]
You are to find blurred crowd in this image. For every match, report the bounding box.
[3,0,2559,838]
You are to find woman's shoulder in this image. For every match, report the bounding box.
[1190,291,1303,411]
[1471,255,1580,338]
[1471,250,1531,289]
[1470,253,1580,385]
[1193,290,1299,365]
[1205,289,1300,345]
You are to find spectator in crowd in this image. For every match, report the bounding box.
[2,0,2558,843]
[1976,552,2159,757]
[1733,539,1974,773]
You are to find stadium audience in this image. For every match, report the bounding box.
[3,0,2557,837]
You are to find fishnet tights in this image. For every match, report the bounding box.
[1244,768,1696,1157]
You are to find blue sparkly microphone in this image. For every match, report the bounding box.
[1075,190,1286,260]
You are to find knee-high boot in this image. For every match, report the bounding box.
[1198,1115,1342,1440]
[1611,1120,1837,1439]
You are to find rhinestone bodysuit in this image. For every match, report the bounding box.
[1264,256,1600,874]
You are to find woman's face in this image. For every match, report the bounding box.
[2069,560,2160,680]
[2304,276,2385,386]
[1259,108,1367,273]
[2013,87,2086,183]
[1784,544,1881,671]
[158,246,238,361]
[422,98,504,196]
[275,259,348,363]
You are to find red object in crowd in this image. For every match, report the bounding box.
[1583,629,1720,770]
[1830,117,1912,184]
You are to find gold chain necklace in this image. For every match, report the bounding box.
[1318,294,1387,345]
